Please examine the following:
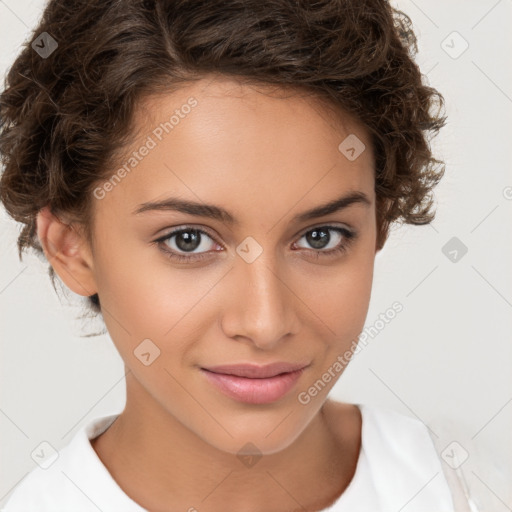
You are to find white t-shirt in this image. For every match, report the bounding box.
[2,403,469,511]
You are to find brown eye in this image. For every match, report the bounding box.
[293,226,357,258]
[154,226,220,263]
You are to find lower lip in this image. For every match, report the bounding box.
[201,368,306,404]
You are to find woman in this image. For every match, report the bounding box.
[0,0,472,510]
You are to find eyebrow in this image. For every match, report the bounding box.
[132,191,371,224]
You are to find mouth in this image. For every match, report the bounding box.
[200,362,309,404]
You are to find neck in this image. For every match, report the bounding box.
[91,373,361,512]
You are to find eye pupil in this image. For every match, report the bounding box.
[307,228,329,249]
[176,229,201,252]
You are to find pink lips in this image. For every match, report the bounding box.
[201,362,309,404]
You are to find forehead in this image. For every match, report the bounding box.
[135,74,371,149]
[99,75,375,224]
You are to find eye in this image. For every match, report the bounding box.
[154,226,220,263]
[153,224,358,264]
[293,225,357,259]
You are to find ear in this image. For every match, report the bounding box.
[36,206,98,298]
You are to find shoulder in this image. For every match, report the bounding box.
[325,399,442,468]
[359,403,456,509]
[360,402,437,448]
[357,402,445,472]
[325,401,457,511]
[2,440,94,511]
[2,414,126,512]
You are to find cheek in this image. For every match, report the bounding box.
[294,244,375,341]
[91,228,222,355]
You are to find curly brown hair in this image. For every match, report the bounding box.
[0,0,446,317]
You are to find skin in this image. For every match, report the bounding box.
[37,74,380,512]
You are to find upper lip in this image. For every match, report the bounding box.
[202,362,309,379]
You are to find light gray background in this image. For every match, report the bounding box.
[1,0,511,510]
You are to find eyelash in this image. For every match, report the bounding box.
[153,225,357,263]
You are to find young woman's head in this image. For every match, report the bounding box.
[0,0,446,456]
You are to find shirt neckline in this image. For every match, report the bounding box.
[76,404,369,511]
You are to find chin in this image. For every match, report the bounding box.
[189,402,319,457]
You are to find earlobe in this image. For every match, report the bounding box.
[36,206,98,298]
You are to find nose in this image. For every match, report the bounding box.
[220,251,301,350]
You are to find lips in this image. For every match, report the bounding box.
[203,362,309,379]
[200,362,309,404]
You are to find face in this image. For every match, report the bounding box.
[79,75,377,455]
